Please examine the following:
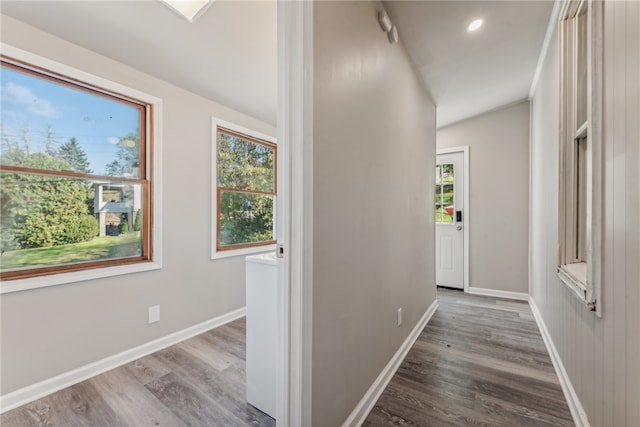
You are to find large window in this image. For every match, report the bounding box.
[0,46,160,289]
[212,119,276,258]
[558,0,602,314]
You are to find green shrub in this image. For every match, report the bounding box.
[0,228,19,252]
[1,148,98,250]
[121,218,129,234]
[14,212,54,248]
[15,214,99,248]
[64,215,99,243]
[133,209,141,231]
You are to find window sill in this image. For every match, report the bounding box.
[211,244,276,260]
[0,261,162,294]
[558,262,593,308]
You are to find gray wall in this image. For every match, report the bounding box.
[530,1,639,425]
[437,101,530,293]
[312,2,437,425]
[0,16,275,395]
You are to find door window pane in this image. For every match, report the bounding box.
[435,163,454,224]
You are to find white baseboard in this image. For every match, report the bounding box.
[529,297,589,427]
[342,299,439,427]
[467,286,529,301]
[0,307,246,414]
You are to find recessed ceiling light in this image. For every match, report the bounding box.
[467,18,483,32]
[160,0,214,23]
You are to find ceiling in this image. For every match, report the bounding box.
[385,0,554,127]
[0,0,278,126]
[0,1,553,129]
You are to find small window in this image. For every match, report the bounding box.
[0,48,160,288]
[212,119,276,258]
[558,0,603,314]
[435,163,454,224]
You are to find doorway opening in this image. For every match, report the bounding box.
[435,147,469,292]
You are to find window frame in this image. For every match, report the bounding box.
[211,118,277,259]
[557,0,603,315]
[0,44,163,294]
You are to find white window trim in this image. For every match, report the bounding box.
[0,44,163,294]
[557,0,603,316]
[210,117,276,260]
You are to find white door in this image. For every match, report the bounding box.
[435,152,464,289]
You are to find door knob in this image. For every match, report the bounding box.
[456,225,462,231]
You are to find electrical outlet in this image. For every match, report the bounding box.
[148,305,160,324]
[397,308,402,327]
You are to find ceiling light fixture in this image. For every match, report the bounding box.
[467,18,483,32]
[378,9,398,45]
[388,26,399,44]
[378,10,393,33]
[160,0,214,23]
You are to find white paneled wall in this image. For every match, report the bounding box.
[530,1,640,426]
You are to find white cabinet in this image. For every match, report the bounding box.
[245,252,277,418]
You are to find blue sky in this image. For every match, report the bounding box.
[0,65,140,175]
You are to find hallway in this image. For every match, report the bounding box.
[1,289,573,426]
[364,289,574,426]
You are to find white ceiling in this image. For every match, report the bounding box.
[1,1,553,129]
[384,0,554,127]
[0,0,278,126]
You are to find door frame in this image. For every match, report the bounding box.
[436,146,470,293]
[276,1,314,426]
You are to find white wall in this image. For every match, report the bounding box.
[312,2,437,425]
[0,15,275,395]
[437,101,530,294]
[530,1,639,425]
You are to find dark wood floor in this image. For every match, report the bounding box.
[1,317,275,427]
[3,289,573,427]
[364,288,574,426]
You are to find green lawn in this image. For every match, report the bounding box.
[0,232,141,270]
[435,208,454,223]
